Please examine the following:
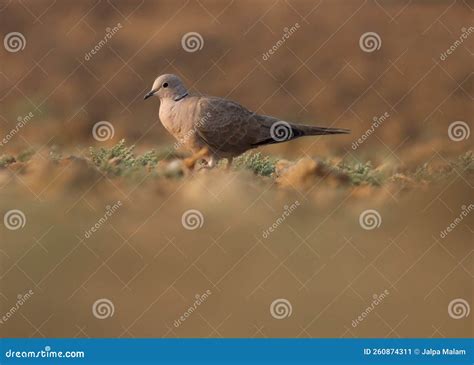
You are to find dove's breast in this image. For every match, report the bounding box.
[158,97,206,153]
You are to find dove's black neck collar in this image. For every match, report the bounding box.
[174,92,188,102]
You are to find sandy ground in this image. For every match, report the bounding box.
[0,157,472,338]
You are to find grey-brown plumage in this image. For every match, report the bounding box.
[145,74,349,167]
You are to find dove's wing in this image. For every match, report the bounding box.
[195,97,275,155]
[193,96,350,157]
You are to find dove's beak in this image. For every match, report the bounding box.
[144,90,155,100]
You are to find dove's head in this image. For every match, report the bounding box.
[144,74,188,101]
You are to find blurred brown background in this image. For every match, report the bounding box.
[1,0,472,162]
[0,0,472,338]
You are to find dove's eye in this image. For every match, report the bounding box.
[162,82,168,88]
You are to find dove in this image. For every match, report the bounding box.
[144,74,349,168]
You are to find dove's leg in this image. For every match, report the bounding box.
[207,156,216,168]
[226,157,234,170]
[198,156,216,170]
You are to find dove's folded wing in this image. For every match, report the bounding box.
[195,97,273,155]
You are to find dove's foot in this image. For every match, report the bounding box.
[195,156,216,171]
[183,147,210,171]
[207,156,216,169]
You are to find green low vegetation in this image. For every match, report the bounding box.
[233,152,277,176]
[89,139,159,176]
[0,154,15,167]
[336,160,382,186]
[1,140,472,187]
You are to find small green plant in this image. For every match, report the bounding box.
[89,139,158,176]
[337,160,382,186]
[234,152,276,176]
[412,162,433,182]
[17,148,35,162]
[0,154,15,167]
[0,149,35,168]
[48,145,63,162]
[452,151,473,172]
[411,151,473,182]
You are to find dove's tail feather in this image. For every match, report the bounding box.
[252,123,350,147]
[292,124,351,137]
